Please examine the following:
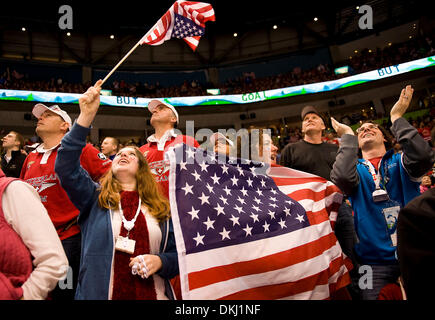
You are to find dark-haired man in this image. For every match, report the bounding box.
[331,85,435,300]
[1,131,27,177]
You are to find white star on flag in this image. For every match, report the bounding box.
[203,217,215,230]
[250,213,259,223]
[198,192,210,205]
[229,215,240,226]
[295,214,305,223]
[187,206,200,220]
[214,203,225,216]
[243,224,253,236]
[181,182,193,195]
[193,232,205,246]
[211,173,220,184]
[191,170,201,181]
[199,162,209,172]
[219,227,231,240]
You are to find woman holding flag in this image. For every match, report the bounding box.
[54,80,178,300]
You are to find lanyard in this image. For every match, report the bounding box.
[363,159,384,190]
[119,197,142,237]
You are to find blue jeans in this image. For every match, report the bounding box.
[359,263,401,300]
[51,233,81,300]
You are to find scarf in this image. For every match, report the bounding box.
[112,191,157,300]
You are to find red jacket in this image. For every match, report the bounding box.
[140,134,199,199]
[20,143,111,240]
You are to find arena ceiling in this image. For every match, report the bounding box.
[0,0,430,68]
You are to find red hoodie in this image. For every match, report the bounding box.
[140,134,199,199]
[20,143,111,240]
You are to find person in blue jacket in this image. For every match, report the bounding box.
[55,80,178,300]
[330,85,435,300]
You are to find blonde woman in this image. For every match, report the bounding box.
[54,80,178,300]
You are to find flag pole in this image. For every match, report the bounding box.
[100,39,142,86]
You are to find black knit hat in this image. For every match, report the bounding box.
[301,105,325,125]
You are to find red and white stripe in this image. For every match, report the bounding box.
[140,8,173,45]
[182,221,347,299]
[270,166,343,230]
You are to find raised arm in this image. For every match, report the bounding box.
[390,85,435,178]
[76,79,103,127]
[55,80,104,212]
[330,117,360,195]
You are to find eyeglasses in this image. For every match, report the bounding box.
[356,123,379,135]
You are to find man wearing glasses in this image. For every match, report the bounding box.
[330,85,435,300]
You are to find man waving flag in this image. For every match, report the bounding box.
[140,1,215,51]
[166,144,351,300]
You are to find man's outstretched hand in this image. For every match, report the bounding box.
[390,85,414,124]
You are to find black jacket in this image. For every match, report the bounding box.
[1,150,27,178]
[397,187,435,300]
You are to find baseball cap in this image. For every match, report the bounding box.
[32,103,72,127]
[210,132,234,146]
[147,99,179,124]
[301,105,325,124]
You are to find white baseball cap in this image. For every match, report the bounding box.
[32,103,72,127]
[147,99,179,124]
[210,132,234,146]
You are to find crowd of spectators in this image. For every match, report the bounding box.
[218,35,434,95]
[272,97,435,155]
[346,36,435,74]
[0,35,433,98]
[0,70,90,94]
[1,32,434,163]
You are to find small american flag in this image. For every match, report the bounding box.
[140,1,215,51]
[167,144,351,299]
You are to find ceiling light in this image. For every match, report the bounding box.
[313,17,318,22]
[273,25,278,30]
[21,27,26,32]
[110,35,115,39]
[233,33,238,37]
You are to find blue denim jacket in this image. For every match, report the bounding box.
[55,122,178,300]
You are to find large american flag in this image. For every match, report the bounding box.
[140,1,215,51]
[167,144,351,299]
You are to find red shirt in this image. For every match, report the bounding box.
[140,133,199,199]
[368,156,383,170]
[20,143,111,240]
[418,127,432,141]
